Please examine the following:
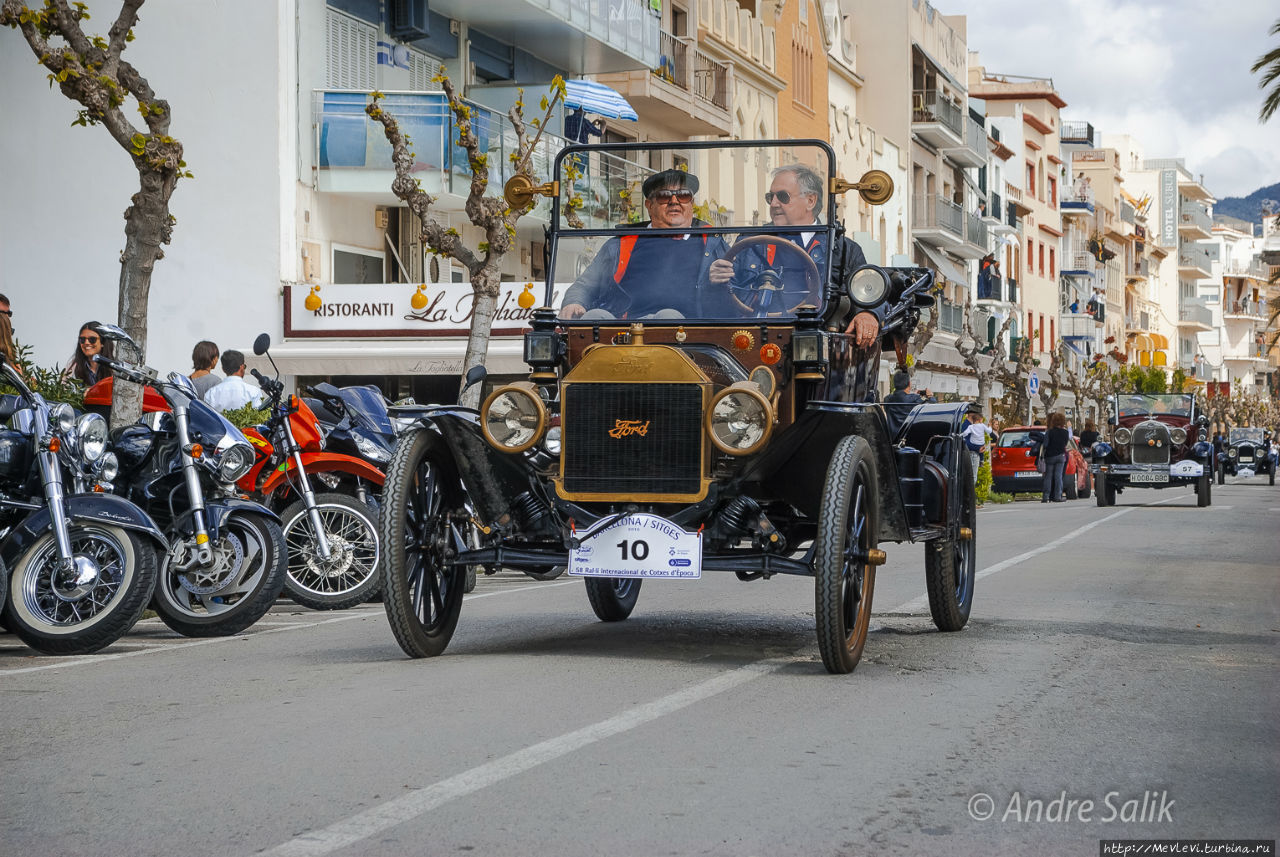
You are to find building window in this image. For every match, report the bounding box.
[1049,247,1055,278]
[332,243,385,284]
[326,8,377,90]
[1038,242,1045,276]
[1026,161,1035,198]
[1027,239,1034,273]
[1050,318,1055,348]
[1039,314,1045,348]
[1047,175,1057,207]
[792,35,813,108]
[1027,311,1034,340]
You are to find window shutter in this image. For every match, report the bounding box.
[407,49,444,91]
[326,9,376,89]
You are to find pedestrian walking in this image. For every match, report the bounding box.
[203,349,266,411]
[188,340,221,400]
[1041,411,1070,502]
[961,411,996,481]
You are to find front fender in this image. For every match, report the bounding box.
[169,497,280,539]
[0,493,168,570]
[259,452,386,497]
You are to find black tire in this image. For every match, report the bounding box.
[280,493,382,610]
[153,515,287,637]
[1217,463,1225,485]
[3,524,157,656]
[814,435,878,674]
[380,429,467,658]
[1080,469,1091,499]
[1269,467,1275,486]
[1065,471,1079,500]
[925,452,976,632]
[1096,473,1116,507]
[1197,471,1211,507]
[585,577,642,621]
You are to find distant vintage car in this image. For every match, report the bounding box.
[1218,427,1276,485]
[1090,393,1214,507]
[991,425,1090,499]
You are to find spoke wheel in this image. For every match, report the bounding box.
[924,453,976,632]
[814,435,878,674]
[281,494,381,610]
[584,577,642,621]
[4,524,157,655]
[153,515,287,637]
[381,429,466,658]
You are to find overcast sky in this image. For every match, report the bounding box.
[956,0,1278,200]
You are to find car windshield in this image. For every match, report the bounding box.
[1229,427,1265,444]
[548,141,837,324]
[1115,394,1193,418]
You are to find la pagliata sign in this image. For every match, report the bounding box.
[284,282,566,338]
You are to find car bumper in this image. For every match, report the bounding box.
[1091,461,1204,487]
[992,472,1045,494]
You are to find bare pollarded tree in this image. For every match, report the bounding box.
[3,0,190,426]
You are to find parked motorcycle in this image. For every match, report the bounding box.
[93,326,287,637]
[0,351,163,654]
[302,382,397,482]
[239,334,384,610]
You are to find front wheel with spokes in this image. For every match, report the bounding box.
[381,429,467,658]
[924,452,976,632]
[814,435,878,674]
[281,493,381,610]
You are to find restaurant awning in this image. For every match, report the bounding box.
[917,242,969,286]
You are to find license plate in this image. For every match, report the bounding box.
[568,513,702,579]
[1130,472,1169,483]
[1240,457,1254,463]
[1015,471,1040,478]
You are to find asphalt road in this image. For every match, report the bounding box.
[2,479,1277,857]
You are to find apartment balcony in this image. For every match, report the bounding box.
[1223,259,1272,280]
[1059,188,1095,217]
[1176,300,1214,331]
[1177,354,1213,381]
[912,194,988,259]
[1061,311,1102,339]
[429,0,659,74]
[941,113,988,168]
[1061,250,1096,277]
[1178,201,1212,240]
[596,31,731,135]
[699,0,776,74]
[1059,120,1095,147]
[1223,299,1266,323]
[1127,257,1150,281]
[1177,245,1212,278]
[911,89,963,149]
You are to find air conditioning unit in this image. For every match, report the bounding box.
[389,0,430,41]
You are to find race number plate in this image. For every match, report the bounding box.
[1170,461,1203,478]
[1130,471,1169,483]
[568,513,702,579]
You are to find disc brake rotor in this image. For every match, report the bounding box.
[177,532,246,595]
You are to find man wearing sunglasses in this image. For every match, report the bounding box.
[561,169,730,320]
[708,164,879,347]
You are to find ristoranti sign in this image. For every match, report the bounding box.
[284,282,567,338]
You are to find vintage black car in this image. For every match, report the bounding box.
[1218,427,1276,485]
[379,140,976,674]
[1090,393,1214,507]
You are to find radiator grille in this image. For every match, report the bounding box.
[562,383,703,495]
[1130,422,1171,465]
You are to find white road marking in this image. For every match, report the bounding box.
[258,656,796,857]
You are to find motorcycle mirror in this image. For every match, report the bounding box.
[94,323,138,350]
[461,365,487,397]
[253,333,271,356]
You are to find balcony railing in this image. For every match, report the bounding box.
[1179,201,1212,234]
[1063,250,1094,273]
[912,194,964,237]
[1223,259,1272,279]
[691,48,730,109]
[984,191,1003,222]
[1178,301,1213,327]
[912,89,962,138]
[965,208,988,247]
[657,30,688,88]
[1178,245,1212,275]
[1060,120,1095,146]
[1120,201,1135,224]
[1224,298,1264,318]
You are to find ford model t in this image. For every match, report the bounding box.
[380,140,976,674]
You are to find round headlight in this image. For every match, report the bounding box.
[98,451,119,483]
[848,266,890,307]
[543,425,562,455]
[481,384,546,453]
[706,385,773,455]
[1229,448,1237,458]
[1114,427,1132,445]
[216,442,255,483]
[76,412,108,462]
[1169,427,1187,445]
[49,402,75,434]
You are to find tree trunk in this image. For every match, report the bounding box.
[459,270,501,409]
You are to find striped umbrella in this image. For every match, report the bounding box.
[562,79,639,121]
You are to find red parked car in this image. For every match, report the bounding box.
[991,425,1091,499]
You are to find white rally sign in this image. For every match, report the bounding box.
[568,513,703,580]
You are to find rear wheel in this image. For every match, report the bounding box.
[281,493,381,610]
[814,436,878,674]
[1065,471,1079,500]
[1080,469,1092,499]
[380,429,466,658]
[4,524,157,655]
[1217,463,1225,485]
[585,577,642,621]
[924,453,976,632]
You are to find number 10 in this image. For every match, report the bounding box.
[616,539,649,560]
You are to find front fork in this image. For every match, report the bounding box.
[174,407,215,567]
[37,428,99,592]
[281,417,332,560]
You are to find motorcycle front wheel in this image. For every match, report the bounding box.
[280,493,381,610]
[153,514,287,637]
[3,523,157,655]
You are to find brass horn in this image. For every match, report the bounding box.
[503,174,558,209]
[830,169,894,206]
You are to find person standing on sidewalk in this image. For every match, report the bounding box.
[1041,411,1070,502]
[961,411,996,481]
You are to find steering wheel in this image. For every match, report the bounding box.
[720,235,822,316]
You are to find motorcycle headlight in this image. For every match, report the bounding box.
[706,383,773,455]
[354,432,391,464]
[215,441,255,483]
[1169,427,1186,445]
[1114,427,1132,445]
[76,412,108,463]
[390,416,419,436]
[49,402,75,434]
[481,383,546,453]
[97,451,119,483]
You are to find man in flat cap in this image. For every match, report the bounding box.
[561,168,731,320]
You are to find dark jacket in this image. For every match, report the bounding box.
[726,229,877,322]
[1043,426,1070,459]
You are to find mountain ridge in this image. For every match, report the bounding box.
[1213,181,1280,227]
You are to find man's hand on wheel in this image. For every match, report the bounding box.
[844,311,879,347]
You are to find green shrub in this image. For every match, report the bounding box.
[975,446,993,505]
[0,341,85,409]
[986,491,1014,504]
[220,402,270,429]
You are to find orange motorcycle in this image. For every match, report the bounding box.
[239,334,386,609]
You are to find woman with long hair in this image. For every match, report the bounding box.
[62,322,115,387]
[1041,411,1071,502]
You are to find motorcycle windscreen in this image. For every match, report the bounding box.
[550,142,836,324]
[187,397,250,450]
